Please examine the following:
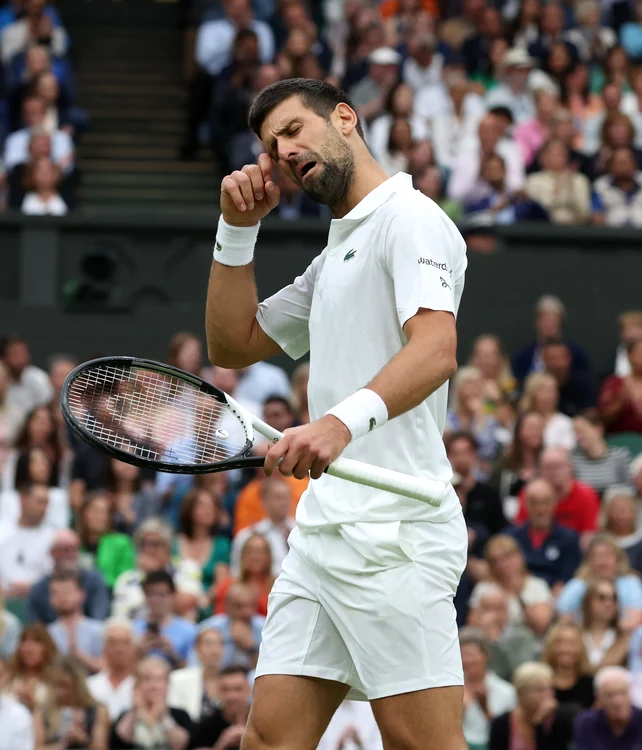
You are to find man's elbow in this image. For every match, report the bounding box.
[442,354,458,383]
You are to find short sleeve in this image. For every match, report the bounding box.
[384,199,466,328]
[256,252,326,360]
[556,578,585,616]
[521,576,552,606]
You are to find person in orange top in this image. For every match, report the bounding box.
[213,534,275,617]
[379,0,439,21]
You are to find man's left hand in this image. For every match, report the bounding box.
[264,416,351,480]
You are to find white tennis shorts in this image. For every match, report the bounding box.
[255,511,467,701]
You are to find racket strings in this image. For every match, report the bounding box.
[67,365,249,465]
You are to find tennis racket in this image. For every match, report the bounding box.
[60,357,445,507]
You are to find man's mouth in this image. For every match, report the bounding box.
[296,160,318,180]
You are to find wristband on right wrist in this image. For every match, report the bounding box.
[213,215,259,266]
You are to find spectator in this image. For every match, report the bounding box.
[519,373,576,450]
[541,339,595,417]
[190,665,251,750]
[574,666,642,748]
[557,534,642,628]
[528,2,579,67]
[460,627,517,749]
[47,569,104,675]
[462,6,505,78]
[27,529,110,625]
[602,486,642,572]
[470,36,509,92]
[34,654,109,748]
[507,479,581,591]
[541,622,595,711]
[615,311,642,377]
[368,81,429,165]
[110,657,193,750]
[486,47,538,124]
[0,361,24,445]
[620,1,642,61]
[572,410,631,494]
[402,29,443,91]
[599,337,642,434]
[168,627,224,722]
[235,363,292,407]
[468,334,519,415]
[317,700,383,750]
[289,361,309,424]
[134,571,196,669]
[198,583,264,669]
[591,112,642,180]
[0,0,68,65]
[524,137,592,224]
[0,592,22,659]
[7,623,57,712]
[214,534,274,616]
[349,46,401,125]
[560,62,603,143]
[592,147,642,227]
[231,477,295,577]
[106,459,161,535]
[87,619,136,722]
[581,579,631,670]
[414,165,463,222]
[469,534,554,636]
[0,335,53,420]
[261,395,295,433]
[571,1,617,64]
[489,662,576,750]
[583,81,630,154]
[0,657,34,749]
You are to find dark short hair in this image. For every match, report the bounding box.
[248,78,365,141]
[220,665,249,679]
[445,431,479,453]
[488,105,514,124]
[50,568,82,588]
[142,569,175,593]
[0,334,27,357]
[263,395,293,413]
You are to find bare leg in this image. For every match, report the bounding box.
[241,674,350,750]
[371,686,466,750]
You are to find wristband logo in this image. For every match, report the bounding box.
[215,242,223,251]
[369,417,376,432]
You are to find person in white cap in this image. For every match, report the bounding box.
[349,47,402,124]
[485,47,538,124]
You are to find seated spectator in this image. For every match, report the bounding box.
[368,81,428,164]
[581,579,631,671]
[260,395,295,433]
[110,657,193,750]
[528,2,579,67]
[460,627,517,749]
[574,666,642,748]
[134,571,196,669]
[519,373,576,450]
[46,569,104,675]
[0,657,34,749]
[176,488,230,594]
[615,311,642,377]
[621,1,642,61]
[106,459,161,535]
[462,6,504,78]
[190,665,250,750]
[541,622,595,711]
[87,619,135,722]
[447,432,507,536]
[215,534,274,616]
[169,627,223,722]
[77,492,136,588]
[317,700,383,750]
[34,654,109,748]
[472,584,540,682]
[599,338,642,434]
[0,0,68,65]
[592,147,642,227]
[486,47,539,124]
[524,137,592,224]
[349,46,401,126]
[469,535,554,636]
[0,335,52,420]
[560,62,603,141]
[557,534,642,628]
[414,165,463,222]
[507,479,581,592]
[375,115,414,175]
[112,518,203,621]
[198,583,264,670]
[602,486,642,573]
[572,410,631,494]
[514,89,559,167]
[489,662,576,750]
[0,483,54,600]
[7,623,57,712]
[21,155,67,216]
[590,112,642,181]
[0,360,24,445]
[27,529,110,625]
[542,339,595,418]
[289,360,309,424]
[0,592,22,660]
[468,335,518,416]
[231,477,294,577]
[490,411,545,513]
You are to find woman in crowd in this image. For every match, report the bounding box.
[561,62,604,144]
[540,622,595,710]
[519,372,575,450]
[8,624,58,712]
[166,332,203,378]
[213,534,274,617]
[446,366,501,474]
[601,486,642,572]
[376,116,414,176]
[106,460,160,535]
[0,361,24,447]
[176,488,230,593]
[489,662,575,750]
[580,579,630,670]
[0,592,22,660]
[468,535,554,636]
[168,627,224,722]
[599,337,642,433]
[468,334,518,416]
[34,655,109,749]
[572,409,631,494]
[591,112,642,178]
[368,81,429,164]
[557,533,642,629]
[432,73,485,170]
[507,0,541,50]
[21,157,68,217]
[78,493,136,589]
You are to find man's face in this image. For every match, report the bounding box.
[104,627,135,670]
[369,62,399,87]
[226,589,256,621]
[540,451,573,489]
[542,344,572,381]
[600,677,632,724]
[49,359,76,393]
[479,592,509,631]
[461,644,487,681]
[611,148,636,180]
[4,341,30,375]
[447,438,477,477]
[23,98,46,127]
[197,630,224,667]
[50,534,80,565]
[603,84,621,110]
[27,0,46,17]
[226,0,251,26]
[525,483,556,528]
[30,133,52,160]
[220,673,250,716]
[50,580,83,616]
[260,95,357,210]
[481,157,505,188]
[263,400,294,432]
[262,481,291,522]
[145,582,174,621]
[536,310,562,339]
[481,8,502,37]
[478,116,501,153]
[542,4,563,35]
[138,534,170,572]
[22,485,48,524]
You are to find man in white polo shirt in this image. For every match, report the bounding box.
[87,618,136,721]
[206,79,468,750]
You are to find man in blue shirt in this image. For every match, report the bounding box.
[507,479,581,592]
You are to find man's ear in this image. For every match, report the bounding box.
[334,102,359,136]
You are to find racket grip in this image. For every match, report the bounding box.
[325,457,447,508]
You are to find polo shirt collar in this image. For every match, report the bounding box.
[332,172,413,224]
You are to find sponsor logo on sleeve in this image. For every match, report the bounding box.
[418,257,452,276]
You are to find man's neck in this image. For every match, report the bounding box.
[59,611,82,625]
[267,515,289,528]
[333,156,389,219]
[530,522,552,534]
[555,480,573,499]
[203,663,220,680]
[18,517,39,529]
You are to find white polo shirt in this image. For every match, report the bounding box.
[257,172,467,528]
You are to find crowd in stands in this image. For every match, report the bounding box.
[0,0,85,216]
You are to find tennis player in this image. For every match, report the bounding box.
[206,79,468,750]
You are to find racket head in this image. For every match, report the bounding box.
[60,356,265,474]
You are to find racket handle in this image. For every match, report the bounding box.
[325,457,446,508]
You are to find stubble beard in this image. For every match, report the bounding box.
[300,127,356,213]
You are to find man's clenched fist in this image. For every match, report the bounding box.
[220,153,281,227]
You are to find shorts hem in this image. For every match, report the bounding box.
[365,676,464,701]
[254,662,355,686]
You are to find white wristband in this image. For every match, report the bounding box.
[325,388,388,441]
[213,215,259,266]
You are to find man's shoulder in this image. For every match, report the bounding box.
[198,614,228,632]
[575,708,602,729]
[170,616,197,635]
[570,480,599,500]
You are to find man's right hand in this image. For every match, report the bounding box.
[220,153,281,227]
